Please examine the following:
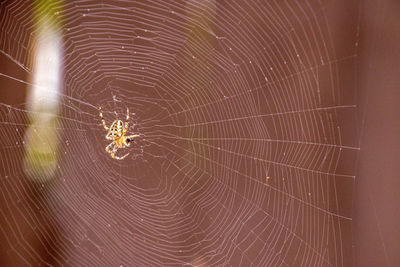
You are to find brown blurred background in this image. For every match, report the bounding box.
[0,0,400,266]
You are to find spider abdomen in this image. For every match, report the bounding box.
[106,120,124,139]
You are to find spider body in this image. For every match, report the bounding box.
[99,106,139,160]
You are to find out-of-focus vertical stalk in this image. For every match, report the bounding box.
[23,0,63,183]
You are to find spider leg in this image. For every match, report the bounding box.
[99,106,109,130]
[111,148,129,160]
[124,107,129,132]
[105,142,114,153]
[108,144,119,158]
[106,143,128,160]
[112,153,129,160]
[126,134,140,139]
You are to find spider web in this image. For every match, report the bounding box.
[0,0,360,266]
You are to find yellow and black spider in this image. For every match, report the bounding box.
[98,106,139,160]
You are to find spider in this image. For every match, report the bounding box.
[98,106,139,160]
